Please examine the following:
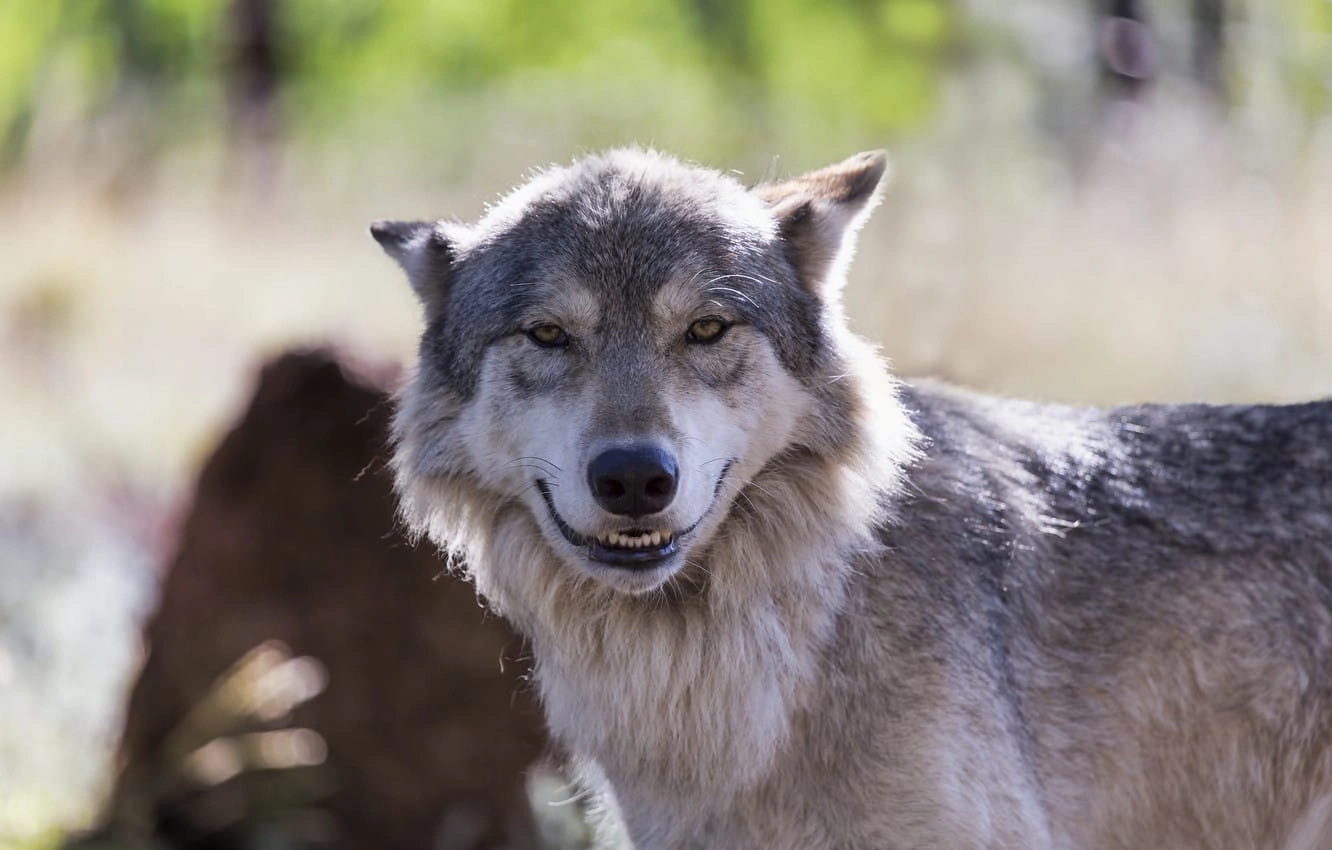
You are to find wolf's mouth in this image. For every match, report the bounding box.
[535,462,733,569]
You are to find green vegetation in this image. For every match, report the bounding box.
[3,0,1328,171]
[1,0,967,168]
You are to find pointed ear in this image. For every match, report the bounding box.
[369,219,459,321]
[754,150,889,295]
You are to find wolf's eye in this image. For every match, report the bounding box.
[686,317,729,345]
[527,324,569,348]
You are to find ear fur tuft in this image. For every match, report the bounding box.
[370,219,431,255]
[369,219,457,320]
[755,150,890,295]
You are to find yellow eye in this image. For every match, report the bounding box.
[686,317,729,344]
[527,324,569,348]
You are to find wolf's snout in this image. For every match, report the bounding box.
[587,446,679,516]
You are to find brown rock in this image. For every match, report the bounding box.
[102,350,547,850]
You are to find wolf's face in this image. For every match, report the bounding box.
[376,149,887,595]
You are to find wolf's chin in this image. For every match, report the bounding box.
[584,559,682,595]
[538,520,700,595]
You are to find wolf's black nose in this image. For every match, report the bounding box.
[587,446,679,517]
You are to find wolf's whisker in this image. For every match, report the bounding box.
[508,463,561,477]
[702,282,761,310]
[504,456,562,473]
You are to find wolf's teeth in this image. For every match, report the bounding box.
[597,529,674,549]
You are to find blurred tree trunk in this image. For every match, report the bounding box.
[106,0,154,81]
[1191,0,1228,102]
[225,0,284,190]
[1095,0,1158,101]
[686,0,758,84]
[684,0,772,151]
[98,0,166,197]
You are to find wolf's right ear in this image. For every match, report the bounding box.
[370,219,459,321]
[754,151,889,297]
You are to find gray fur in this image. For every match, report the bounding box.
[374,148,1332,849]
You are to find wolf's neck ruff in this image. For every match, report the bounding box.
[395,345,918,814]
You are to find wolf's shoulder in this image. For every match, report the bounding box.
[899,378,1332,459]
[894,379,1332,551]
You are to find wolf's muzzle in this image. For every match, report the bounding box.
[535,459,733,572]
[587,446,679,517]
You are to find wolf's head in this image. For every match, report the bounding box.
[375,149,913,604]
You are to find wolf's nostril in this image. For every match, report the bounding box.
[587,446,679,517]
[646,475,672,497]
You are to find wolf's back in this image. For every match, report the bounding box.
[899,382,1332,561]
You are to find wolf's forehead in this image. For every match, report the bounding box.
[475,169,772,311]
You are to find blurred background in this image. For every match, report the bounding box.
[0,0,1329,847]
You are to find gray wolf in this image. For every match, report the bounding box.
[372,149,1332,849]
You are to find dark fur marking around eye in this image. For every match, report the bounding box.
[507,364,541,398]
[700,353,750,390]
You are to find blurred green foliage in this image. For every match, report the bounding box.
[0,0,1328,169]
[1286,0,1332,115]
[0,0,963,167]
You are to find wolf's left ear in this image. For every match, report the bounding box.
[370,219,460,321]
[755,151,889,296]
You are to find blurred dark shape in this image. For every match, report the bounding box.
[685,0,759,85]
[227,0,282,120]
[225,0,284,186]
[107,0,167,83]
[81,350,547,850]
[1096,0,1158,100]
[1190,0,1228,101]
[98,0,183,193]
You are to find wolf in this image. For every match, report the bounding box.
[371,148,1332,849]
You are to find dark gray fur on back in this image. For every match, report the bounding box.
[903,384,1332,549]
[888,383,1332,676]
